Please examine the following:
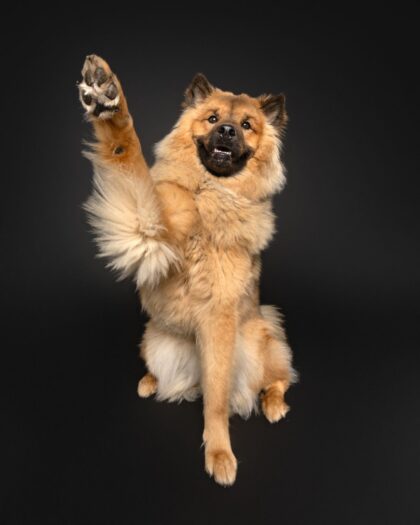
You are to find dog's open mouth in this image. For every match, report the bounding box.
[212,146,232,162]
[196,136,252,177]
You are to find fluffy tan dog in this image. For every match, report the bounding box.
[78,55,297,486]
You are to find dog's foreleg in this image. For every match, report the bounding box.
[78,55,180,287]
[78,54,147,175]
[199,311,238,486]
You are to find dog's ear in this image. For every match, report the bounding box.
[183,73,214,107]
[259,93,288,132]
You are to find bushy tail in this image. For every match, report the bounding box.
[83,162,180,288]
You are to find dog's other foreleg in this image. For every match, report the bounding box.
[78,54,147,175]
[199,311,238,486]
[78,55,180,288]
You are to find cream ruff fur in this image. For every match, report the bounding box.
[79,55,297,486]
[84,160,181,288]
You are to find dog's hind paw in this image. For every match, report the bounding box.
[261,388,290,423]
[78,54,120,120]
[137,373,158,398]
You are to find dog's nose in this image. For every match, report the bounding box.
[217,124,236,139]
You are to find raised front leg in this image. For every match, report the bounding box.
[199,311,238,486]
[78,54,148,175]
[77,55,180,288]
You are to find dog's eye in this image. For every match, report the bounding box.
[241,120,251,130]
[208,115,218,124]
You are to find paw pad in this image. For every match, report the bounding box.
[78,55,120,119]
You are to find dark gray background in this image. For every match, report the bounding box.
[2,5,419,524]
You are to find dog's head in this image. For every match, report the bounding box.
[182,74,287,179]
[155,74,288,199]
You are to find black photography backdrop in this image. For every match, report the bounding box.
[2,6,419,525]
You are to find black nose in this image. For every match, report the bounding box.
[217,124,236,139]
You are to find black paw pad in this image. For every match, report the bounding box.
[94,67,107,86]
[105,83,118,100]
[84,70,94,86]
[93,103,117,117]
[82,93,92,106]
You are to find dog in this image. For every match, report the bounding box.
[78,55,297,486]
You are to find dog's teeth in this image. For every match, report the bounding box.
[214,148,231,156]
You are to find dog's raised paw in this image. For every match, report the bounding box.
[205,449,237,486]
[78,54,120,119]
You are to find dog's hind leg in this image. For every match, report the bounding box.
[232,306,297,422]
[259,305,298,423]
[139,321,201,403]
[137,372,158,398]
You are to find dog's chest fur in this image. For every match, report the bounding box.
[178,180,273,306]
[141,177,272,328]
[192,179,275,253]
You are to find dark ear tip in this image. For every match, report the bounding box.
[278,93,286,112]
[259,93,281,106]
[271,93,286,106]
[191,72,212,86]
[259,92,288,130]
[184,73,214,107]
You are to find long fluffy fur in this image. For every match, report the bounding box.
[142,305,297,418]
[83,158,180,288]
[142,323,201,403]
[78,54,297,486]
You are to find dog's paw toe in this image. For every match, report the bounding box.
[205,449,237,486]
[261,390,289,423]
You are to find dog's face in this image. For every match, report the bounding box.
[183,74,287,178]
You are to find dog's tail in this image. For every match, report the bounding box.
[83,160,180,288]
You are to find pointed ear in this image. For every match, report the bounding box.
[183,73,214,107]
[259,93,288,131]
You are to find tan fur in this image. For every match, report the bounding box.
[78,55,297,486]
[137,372,158,398]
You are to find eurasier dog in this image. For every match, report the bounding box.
[78,55,297,486]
